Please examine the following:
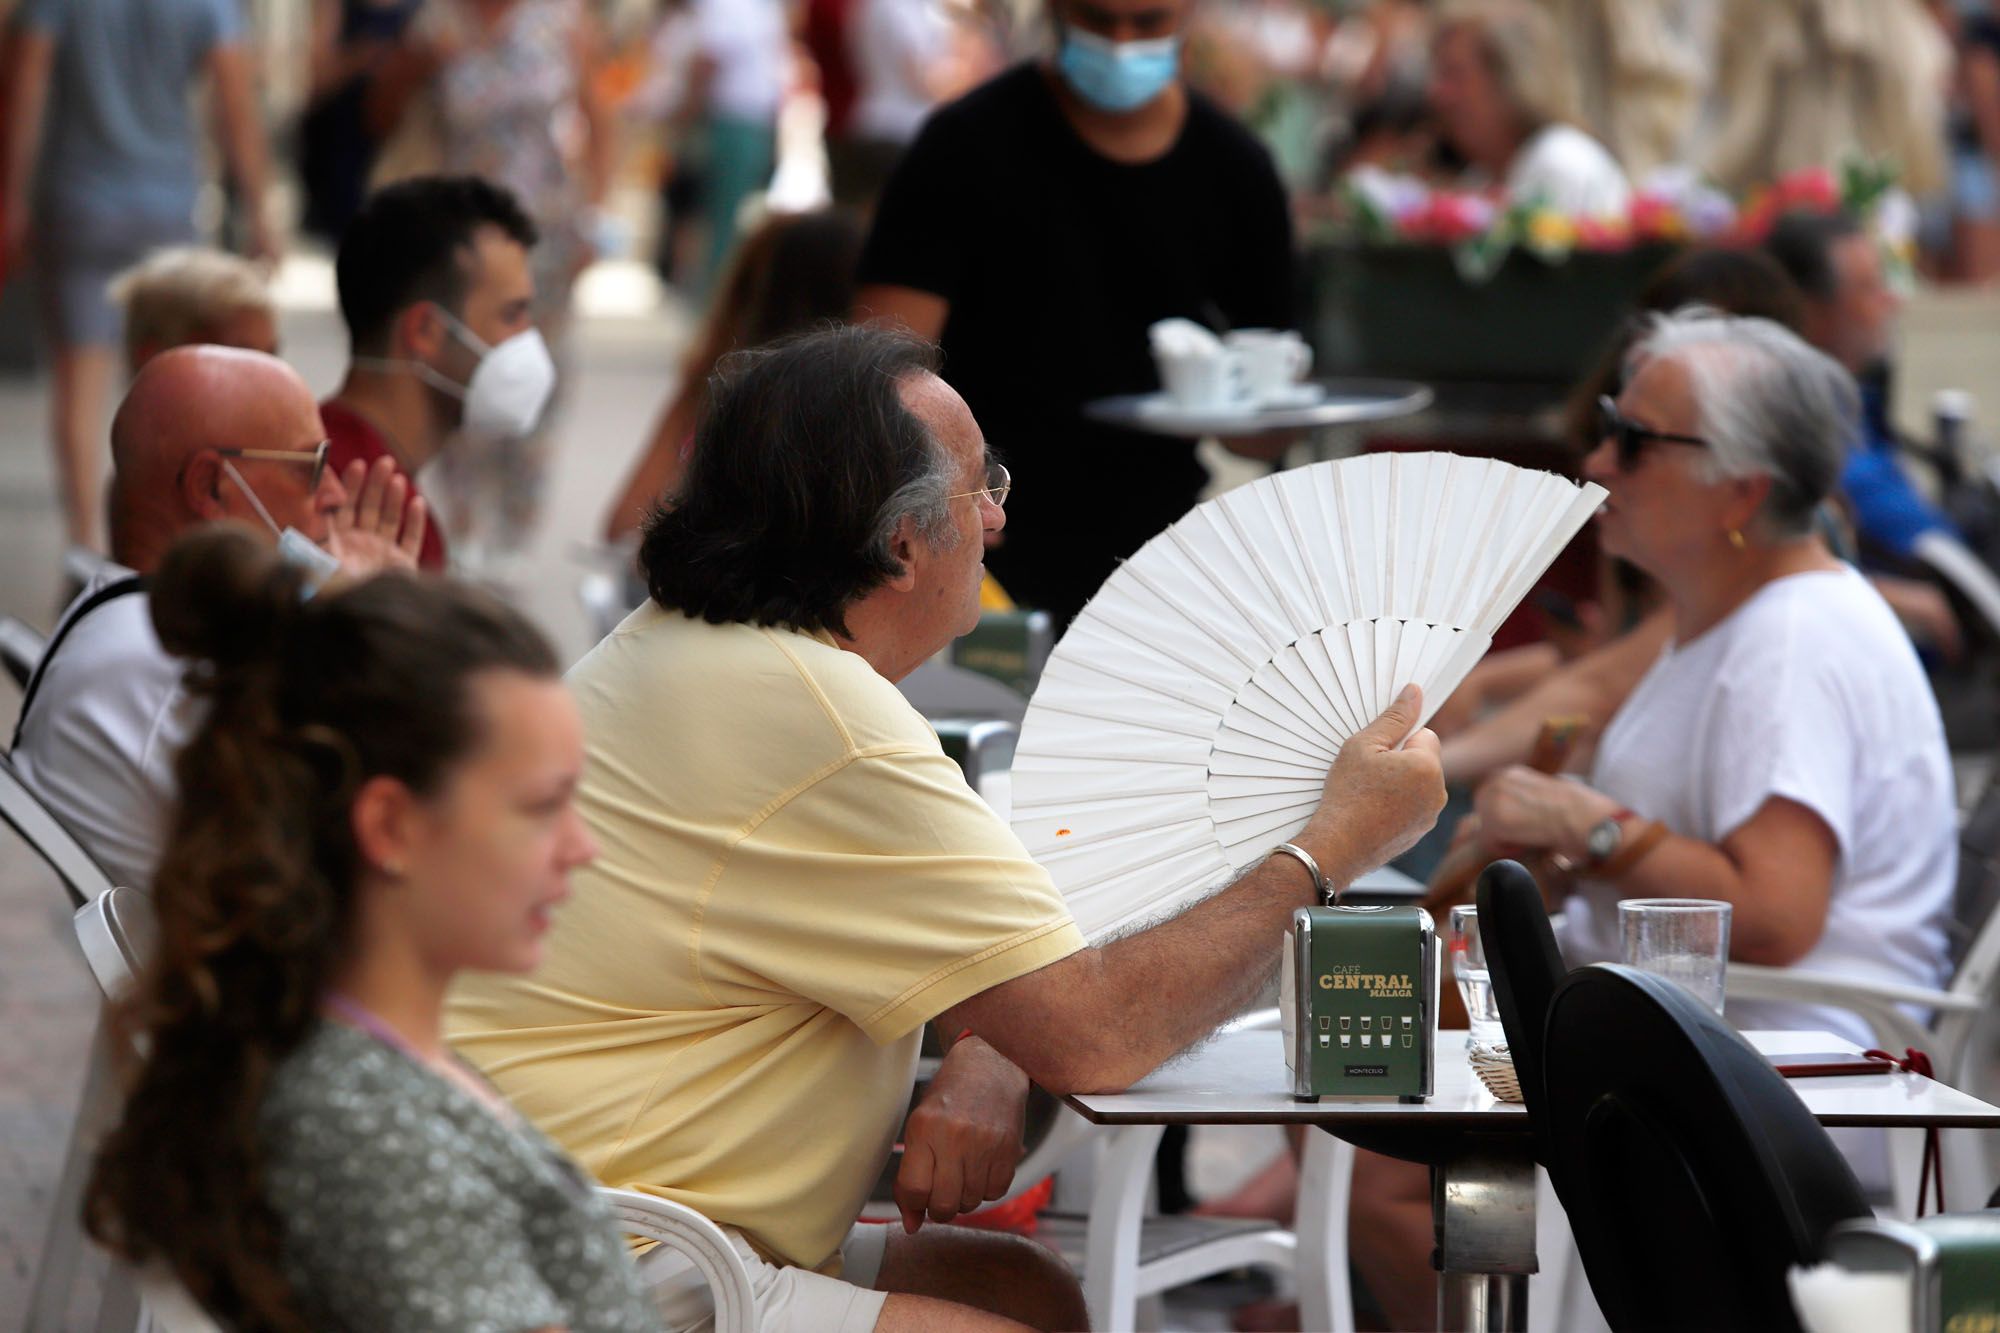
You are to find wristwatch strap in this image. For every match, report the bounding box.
[1270,841,1336,905]
[1596,818,1669,879]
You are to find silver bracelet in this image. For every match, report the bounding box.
[1270,841,1336,905]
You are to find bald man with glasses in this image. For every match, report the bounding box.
[12,345,425,891]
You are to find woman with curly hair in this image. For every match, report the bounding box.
[82,524,659,1332]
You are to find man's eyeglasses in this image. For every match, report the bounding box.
[215,440,333,492]
[1596,396,1709,471]
[946,461,1012,510]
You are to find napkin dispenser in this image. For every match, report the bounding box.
[1281,905,1438,1102]
[1806,1213,2000,1333]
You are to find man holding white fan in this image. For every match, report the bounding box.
[447,327,1446,1333]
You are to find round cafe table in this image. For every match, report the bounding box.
[1083,377,1433,439]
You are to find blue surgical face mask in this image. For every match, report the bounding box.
[1057,27,1181,113]
[223,460,341,591]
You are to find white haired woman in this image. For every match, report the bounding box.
[1354,308,1955,1330]
[1427,0,1631,216]
[1474,308,1953,1024]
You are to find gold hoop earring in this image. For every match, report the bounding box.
[1728,528,1746,550]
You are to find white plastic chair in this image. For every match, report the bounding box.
[1726,784,2000,1216]
[6,734,120,1316]
[601,1188,759,1333]
[1,612,46,687]
[0,748,115,907]
[1052,1007,1355,1333]
[1914,530,2000,639]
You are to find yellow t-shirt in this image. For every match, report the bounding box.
[446,605,1084,1273]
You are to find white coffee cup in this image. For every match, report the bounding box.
[1157,348,1246,410]
[1226,328,1313,402]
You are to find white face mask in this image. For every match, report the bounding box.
[358,306,558,439]
[223,461,341,590]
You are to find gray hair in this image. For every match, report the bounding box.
[1628,307,1857,539]
[869,420,962,561]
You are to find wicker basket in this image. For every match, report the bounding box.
[1470,1043,1524,1103]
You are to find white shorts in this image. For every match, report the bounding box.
[647,1221,891,1333]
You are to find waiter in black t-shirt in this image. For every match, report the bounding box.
[855,0,1297,628]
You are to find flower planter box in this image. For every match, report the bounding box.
[1307,241,1680,386]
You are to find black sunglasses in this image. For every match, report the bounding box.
[1596,396,1710,470]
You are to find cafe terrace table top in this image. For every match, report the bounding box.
[1065,1028,2000,1131]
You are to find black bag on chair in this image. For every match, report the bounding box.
[1541,964,1873,1333]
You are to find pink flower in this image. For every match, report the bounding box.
[1407,191,1496,243]
[1773,166,1840,213]
[1575,215,1633,250]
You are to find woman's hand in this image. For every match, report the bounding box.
[1472,765,1621,860]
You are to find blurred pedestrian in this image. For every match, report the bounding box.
[840,0,996,204]
[299,0,426,242]
[604,207,864,541]
[686,0,792,288]
[1925,0,2000,282]
[2,0,275,553]
[372,0,611,566]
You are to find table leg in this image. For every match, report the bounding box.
[1433,1144,1538,1333]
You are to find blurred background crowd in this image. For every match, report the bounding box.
[2,0,1999,589]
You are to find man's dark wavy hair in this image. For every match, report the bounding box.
[637,325,955,639]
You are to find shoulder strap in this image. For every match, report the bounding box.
[12,575,149,750]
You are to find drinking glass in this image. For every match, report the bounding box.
[1449,903,1506,1049]
[1619,898,1732,1015]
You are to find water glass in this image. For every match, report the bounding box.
[1619,898,1732,1015]
[1449,903,1506,1049]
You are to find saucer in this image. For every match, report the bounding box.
[1252,383,1327,410]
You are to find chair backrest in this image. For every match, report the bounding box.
[951,609,1056,697]
[135,1265,226,1333]
[0,748,116,907]
[73,884,156,1002]
[932,718,1020,795]
[1474,859,1566,1165]
[1543,964,1872,1333]
[1950,774,2000,965]
[1915,530,2000,641]
[598,1189,759,1333]
[0,614,46,688]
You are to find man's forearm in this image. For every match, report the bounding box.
[941,854,1326,1095]
[1072,852,1322,1089]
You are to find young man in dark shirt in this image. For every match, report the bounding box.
[856,0,1297,627]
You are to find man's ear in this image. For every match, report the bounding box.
[885,516,922,593]
[394,301,450,362]
[182,451,229,520]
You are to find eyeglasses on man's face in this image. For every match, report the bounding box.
[1596,396,1710,471]
[215,439,334,493]
[946,461,1011,510]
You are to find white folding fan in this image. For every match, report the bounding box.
[1011,452,1606,943]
